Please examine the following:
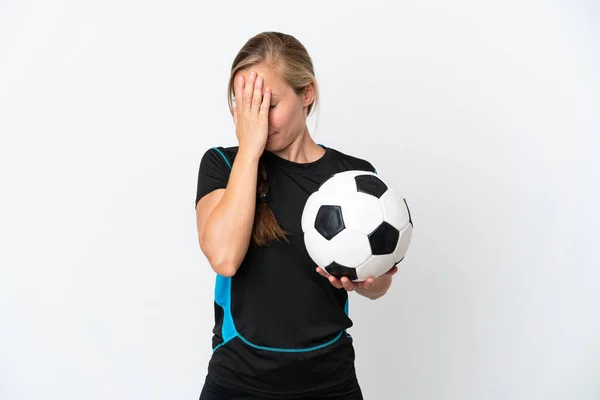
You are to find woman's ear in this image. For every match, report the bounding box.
[302,82,316,108]
[232,105,238,125]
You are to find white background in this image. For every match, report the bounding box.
[1,1,598,399]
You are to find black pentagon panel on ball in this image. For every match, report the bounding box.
[368,221,400,254]
[315,205,345,240]
[325,261,358,281]
[355,174,388,198]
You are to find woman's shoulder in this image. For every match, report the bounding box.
[200,145,240,169]
[324,145,377,173]
[208,145,239,156]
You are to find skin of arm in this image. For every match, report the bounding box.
[196,151,260,277]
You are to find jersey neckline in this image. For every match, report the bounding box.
[263,144,332,169]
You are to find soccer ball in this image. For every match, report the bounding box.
[301,170,413,282]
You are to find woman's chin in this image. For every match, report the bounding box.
[265,135,278,149]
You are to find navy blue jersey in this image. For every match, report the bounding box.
[195,144,376,398]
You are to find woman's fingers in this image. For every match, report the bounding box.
[329,276,344,289]
[317,267,367,290]
[234,75,245,113]
[251,75,263,112]
[233,70,270,119]
[317,267,343,289]
[242,72,256,111]
[231,70,272,158]
[361,277,375,290]
[260,88,271,118]
[340,277,356,291]
[384,265,399,276]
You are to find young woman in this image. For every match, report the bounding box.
[195,31,398,399]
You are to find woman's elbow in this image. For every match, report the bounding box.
[199,236,243,277]
[200,244,239,277]
[210,260,238,277]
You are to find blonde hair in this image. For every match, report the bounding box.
[227,31,320,247]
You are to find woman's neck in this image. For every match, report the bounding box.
[272,126,324,164]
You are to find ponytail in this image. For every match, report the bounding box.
[251,156,289,246]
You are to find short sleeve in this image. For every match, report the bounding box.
[195,147,232,208]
